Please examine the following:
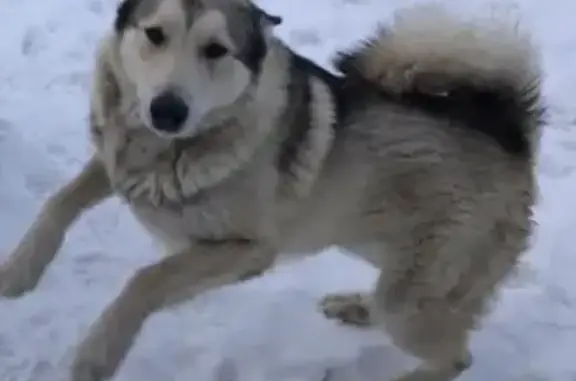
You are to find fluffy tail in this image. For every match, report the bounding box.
[335,4,545,157]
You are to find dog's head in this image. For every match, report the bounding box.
[113,0,282,138]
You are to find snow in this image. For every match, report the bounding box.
[0,0,575,380]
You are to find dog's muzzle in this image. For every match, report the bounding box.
[149,91,189,133]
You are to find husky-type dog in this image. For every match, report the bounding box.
[0,0,544,380]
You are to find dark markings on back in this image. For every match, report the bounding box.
[276,55,313,174]
[291,53,346,125]
[400,82,544,157]
[335,47,545,158]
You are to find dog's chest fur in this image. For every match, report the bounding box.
[91,117,278,252]
[88,40,342,253]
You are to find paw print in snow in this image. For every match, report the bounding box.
[290,29,321,47]
[0,118,11,143]
[24,167,61,199]
[0,333,14,358]
[46,142,68,156]
[504,261,539,290]
[214,357,240,381]
[45,70,91,91]
[21,27,48,57]
[28,360,57,380]
[559,140,576,153]
[89,0,104,15]
[538,154,575,179]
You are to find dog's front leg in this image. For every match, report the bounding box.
[71,240,276,381]
[0,155,112,297]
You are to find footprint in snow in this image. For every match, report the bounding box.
[24,167,62,199]
[290,29,322,47]
[559,140,576,152]
[89,0,104,15]
[505,262,540,290]
[46,142,68,156]
[538,154,575,179]
[21,27,48,57]
[27,360,57,380]
[0,118,11,143]
[0,334,14,357]
[213,357,240,381]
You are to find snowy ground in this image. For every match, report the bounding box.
[1,0,576,380]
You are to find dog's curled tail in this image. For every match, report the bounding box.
[334,4,545,157]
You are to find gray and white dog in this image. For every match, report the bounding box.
[0,0,544,380]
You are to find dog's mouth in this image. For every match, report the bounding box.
[171,115,240,153]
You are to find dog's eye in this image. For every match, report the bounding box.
[144,27,166,46]
[202,42,229,60]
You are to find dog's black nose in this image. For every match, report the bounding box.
[149,92,189,133]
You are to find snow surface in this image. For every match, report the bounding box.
[1,0,576,380]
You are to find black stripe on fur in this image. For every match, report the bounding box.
[235,4,269,75]
[291,53,346,125]
[277,55,313,174]
[231,4,282,76]
[115,0,139,32]
[401,81,544,157]
[335,50,545,158]
[276,52,348,174]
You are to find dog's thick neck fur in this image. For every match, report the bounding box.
[88,0,347,209]
[91,36,294,206]
[91,54,334,217]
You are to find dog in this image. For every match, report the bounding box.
[0,0,544,380]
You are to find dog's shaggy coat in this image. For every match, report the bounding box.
[0,1,544,380]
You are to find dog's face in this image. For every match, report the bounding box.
[114,0,282,138]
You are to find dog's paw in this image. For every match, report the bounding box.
[71,326,125,381]
[0,260,39,298]
[71,357,113,381]
[319,292,373,327]
[71,304,144,381]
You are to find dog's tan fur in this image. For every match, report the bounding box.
[0,1,543,380]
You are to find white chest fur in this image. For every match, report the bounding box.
[91,122,275,252]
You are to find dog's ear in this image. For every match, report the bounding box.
[251,4,283,28]
[115,0,140,32]
[262,12,282,27]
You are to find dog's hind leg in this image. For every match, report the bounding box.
[378,293,474,381]
[0,155,112,297]
[70,240,277,381]
[372,215,528,381]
